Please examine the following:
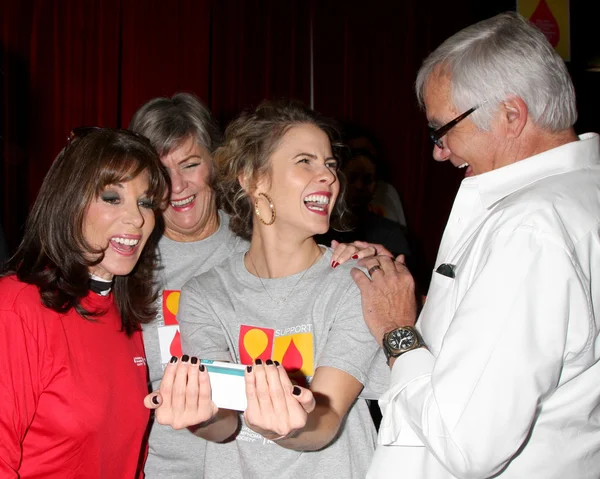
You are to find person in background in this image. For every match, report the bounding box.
[320,147,411,258]
[130,93,373,478]
[0,128,169,478]
[345,124,407,226]
[353,13,600,479]
[147,100,389,479]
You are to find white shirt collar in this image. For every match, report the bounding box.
[463,133,600,209]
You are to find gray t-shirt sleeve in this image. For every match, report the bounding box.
[178,276,233,362]
[316,280,381,386]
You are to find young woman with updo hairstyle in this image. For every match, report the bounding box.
[131,93,386,478]
[147,100,389,479]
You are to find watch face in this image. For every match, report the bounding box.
[389,328,416,351]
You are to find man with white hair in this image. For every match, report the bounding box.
[352,12,600,479]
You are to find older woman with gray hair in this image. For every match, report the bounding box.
[129,92,247,478]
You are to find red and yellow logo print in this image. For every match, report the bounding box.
[163,290,180,326]
[239,325,314,378]
[273,334,314,377]
[163,290,182,357]
[239,325,274,364]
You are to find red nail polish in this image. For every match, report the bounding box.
[332,261,339,269]
[351,254,358,259]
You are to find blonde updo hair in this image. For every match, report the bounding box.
[215,99,348,241]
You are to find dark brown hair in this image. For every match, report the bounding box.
[215,99,348,241]
[5,129,170,335]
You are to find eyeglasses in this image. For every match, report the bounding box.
[65,126,102,150]
[428,106,479,150]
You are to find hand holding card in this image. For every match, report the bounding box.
[144,357,249,417]
[243,359,315,442]
[143,355,314,443]
[145,355,218,430]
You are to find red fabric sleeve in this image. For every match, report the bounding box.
[0,310,43,477]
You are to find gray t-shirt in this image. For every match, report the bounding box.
[143,211,248,478]
[178,247,388,479]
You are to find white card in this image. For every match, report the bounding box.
[202,360,247,411]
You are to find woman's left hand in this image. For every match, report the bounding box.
[330,240,394,268]
[244,360,315,441]
[144,355,218,430]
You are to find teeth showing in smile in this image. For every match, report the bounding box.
[171,195,195,207]
[112,237,139,246]
[458,163,469,169]
[303,195,330,205]
[304,194,330,213]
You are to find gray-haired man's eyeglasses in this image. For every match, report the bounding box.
[428,106,479,149]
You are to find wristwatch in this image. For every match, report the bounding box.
[382,326,425,364]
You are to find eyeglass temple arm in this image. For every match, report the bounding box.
[432,106,479,140]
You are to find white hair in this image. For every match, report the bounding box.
[415,12,577,131]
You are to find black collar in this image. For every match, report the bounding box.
[89,278,112,296]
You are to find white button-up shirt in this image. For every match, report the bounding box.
[368,133,600,479]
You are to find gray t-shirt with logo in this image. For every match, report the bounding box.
[178,247,389,479]
[143,211,247,478]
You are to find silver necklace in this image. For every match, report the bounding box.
[246,248,323,306]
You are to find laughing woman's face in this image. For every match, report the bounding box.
[83,171,155,280]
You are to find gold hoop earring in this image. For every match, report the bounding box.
[254,192,276,226]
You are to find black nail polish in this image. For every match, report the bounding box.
[151,395,160,405]
[255,359,263,365]
[266,359,274,366]
[182,354,190,362]
[191,357,198,365]
[274,361,280,367]
[199,364,205,372]
[170,356,178,364]
[246,366,253,373]
[292,386,301,396]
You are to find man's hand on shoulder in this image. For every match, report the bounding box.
[350,254,418,346]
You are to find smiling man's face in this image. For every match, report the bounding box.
[424,69,501,177]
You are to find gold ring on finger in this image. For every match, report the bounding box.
[368,265,383,276]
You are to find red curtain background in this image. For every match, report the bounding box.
[210,0,312,126]
[2,0,123,250]
[2,0,598,282]
[119,0,212,127]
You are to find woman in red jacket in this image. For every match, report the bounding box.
[0,128,169,478]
